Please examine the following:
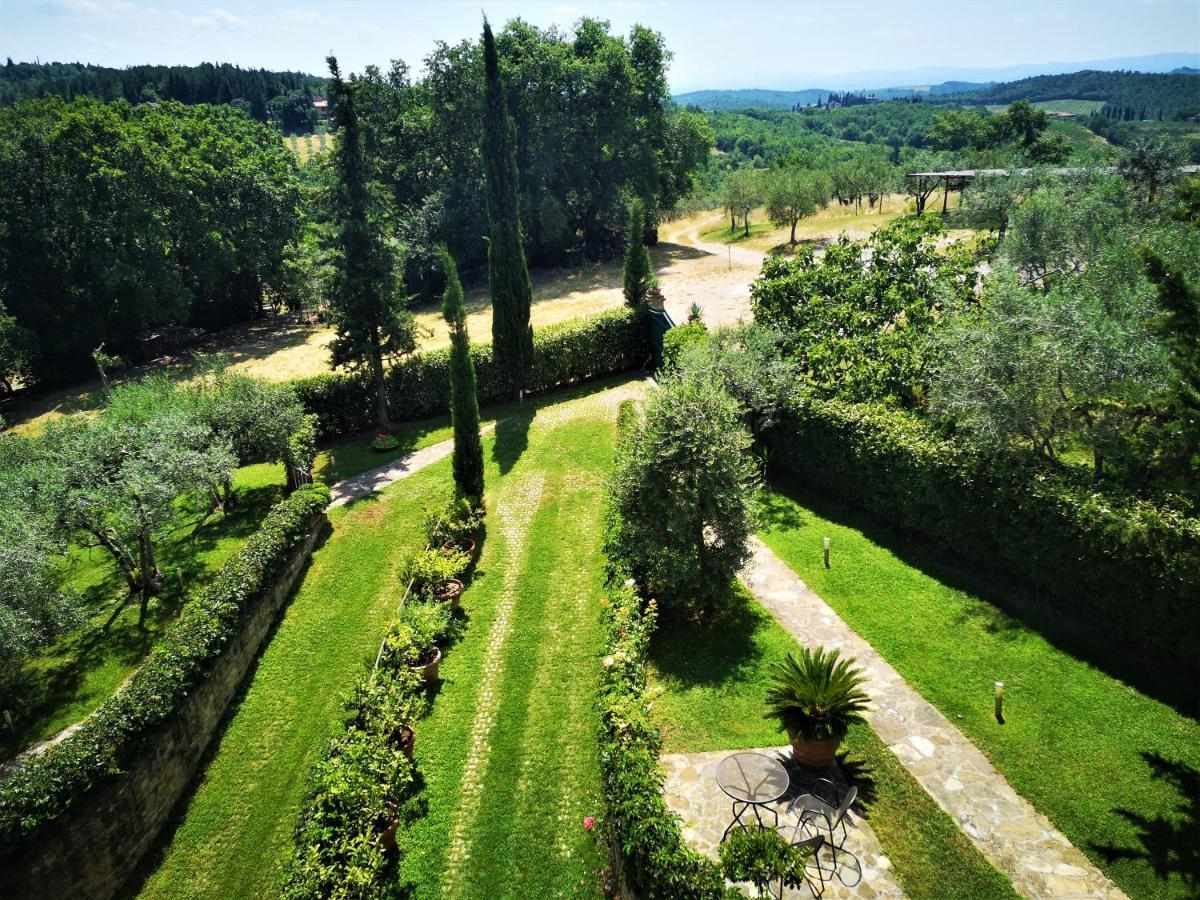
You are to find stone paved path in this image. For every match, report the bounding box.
[740,537,1126,900]
[328,425,497,508]
[662,747,906,899]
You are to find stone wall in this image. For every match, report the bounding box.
[2,513,328,900]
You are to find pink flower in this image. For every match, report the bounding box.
[583,815,595,831]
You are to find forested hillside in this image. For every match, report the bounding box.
[940,69,1200,119]
[0,60,327,127]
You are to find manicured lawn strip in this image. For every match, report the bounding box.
[648,587,1016,900]
[134,460,453,899]
[757,482,1200,900]
[3,461,287,757]
[398,411,613,898]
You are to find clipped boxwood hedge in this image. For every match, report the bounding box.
[766,392,1200,708]
[598,574,738,899]
[294,306,648,439]
[0,483,331,853]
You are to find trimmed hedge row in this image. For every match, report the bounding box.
[766,392,1200,706]
[598,574,738,899]
[0,483,332,852]
[294,307,648,439]
[282,501,479,898]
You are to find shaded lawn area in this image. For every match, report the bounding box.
[757,480,1200,900]
[134,457,454,899]
[398,396,623,898]
[1,461,288,758]
[649,586,1016,900]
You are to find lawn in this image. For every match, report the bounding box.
[132,380,639,898]
[1,461,288,758]
[648,585,1016,899]
[757,479,1200,900]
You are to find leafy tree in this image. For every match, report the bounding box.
[605,369,758,614]
[721,168,761,235]
[0,297,31,396]
[752,217,977,405]
[765,168,832,244]
[481,20,534,396]
[997,99,1048,148]
[622,198,654,305]
[267,89,317,134]
[325,56,415,431]
[1026,132,1072,165]
[440,247,484,502]
[1120,135,1188,203]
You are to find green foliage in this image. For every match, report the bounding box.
[0,484,330,852]
[404,547,468,601]
[292,306,647,440]
[0,97,301,384]
[1119,135,1189,203]
[751,217,978,405]
[719,825,814,895]
[661,321,708,373]
[439,247,484,501]
[764,167,833,243]
[605,369,759,613]
[597,577,736,898]
[944,70,1200,121]
[0,298,31,395]
[764,647,869,742]
[622,198,654,305]
[481,20,535,393]
[764,394,1200,711]
[423,496,484,546]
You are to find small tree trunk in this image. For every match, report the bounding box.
[370,328,392,432]
[137,529,161,627]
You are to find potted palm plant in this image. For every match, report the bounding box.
[764,646,869,771]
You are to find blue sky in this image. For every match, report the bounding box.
[1,0,1197,92]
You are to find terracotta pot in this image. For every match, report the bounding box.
[410,646,442,687]
[436,578,465,611]
[444,537,477,558]
[379,819,399,852]
[393,725,415,762]
[789,733,842,772]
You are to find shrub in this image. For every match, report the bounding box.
[660,321,707,373]
[605,369,759,613]
[719,824,814,896]
[764,648,869,742]
[423,497,484,546]
[766,391,1200,710]
[404,548,468,600]
[0,483,331,852]
[294,307,647,439]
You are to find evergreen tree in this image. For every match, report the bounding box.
[440,246,485,502]
[1144,250,1200,483]
[481,20,534,396]
[325,55,414,432]
[622,198,653,305]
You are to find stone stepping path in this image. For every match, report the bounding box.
[740,537,1126,900]
[662,747,906,898]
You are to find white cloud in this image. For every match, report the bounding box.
[190,7,248,30]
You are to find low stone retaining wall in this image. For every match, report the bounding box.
[2,512,328,900]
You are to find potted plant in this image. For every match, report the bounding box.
[764,646,869,771]
[398,602,450,687]
[425,497,484,549]
[719,824,813,898]
[390,724,415,762]
[371,432,400,452]
[406,548,469,610]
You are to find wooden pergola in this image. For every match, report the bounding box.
[903,165,1200,214]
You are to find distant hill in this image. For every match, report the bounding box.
[673,88,829,110]
[935,70,1200,119]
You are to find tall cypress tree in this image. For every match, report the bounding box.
[325,55,414,432]
[440,246,485,501]
[481,20,534,396]
[622,198,653,306]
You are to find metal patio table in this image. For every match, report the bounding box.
[716,751,791,839]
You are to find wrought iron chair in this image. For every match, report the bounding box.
[789,783,858,868]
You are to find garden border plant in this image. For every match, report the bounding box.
[0,482,332,853]
[765,389,1200,711]
[282,497,483,898]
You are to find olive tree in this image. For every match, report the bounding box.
[765,168,831,245]
[605,370,759,613]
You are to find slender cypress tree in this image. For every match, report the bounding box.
[325,55,414,431]
[481,20,534,396]
[622,198,653,306]
[440,246,485,501]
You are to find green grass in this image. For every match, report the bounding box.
[313,417,453,485]
[757,480,1200,900]
[1,462,288,758]
[648,587,1016,899]
[699,222,777,244]
[985,100,1106,116]
[398,394,623,898]
[134,457,453,898]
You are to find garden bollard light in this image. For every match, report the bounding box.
[994,681,1005,723]
[823,536,831,569]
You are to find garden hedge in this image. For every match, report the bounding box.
[0,483,331,852]
[766,392,1200,709]
[294,306,648,439]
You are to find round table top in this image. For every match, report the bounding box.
[716,752,790,804]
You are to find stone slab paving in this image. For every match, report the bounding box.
[740,537,1126,900]
[662,746,906,898]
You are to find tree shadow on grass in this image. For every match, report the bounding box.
[1091,753,1199,894]
[763,474,1195,713]
[491,410,534,475]
[648,587,766,690]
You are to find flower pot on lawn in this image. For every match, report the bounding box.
[443,537,477,558]
[392,725,415,762]
[436,578,465,611]
[788,733,842,772]
[410,646,442,687]
[379,819,400,852]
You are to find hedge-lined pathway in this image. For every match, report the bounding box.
[740,537,1126,900]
